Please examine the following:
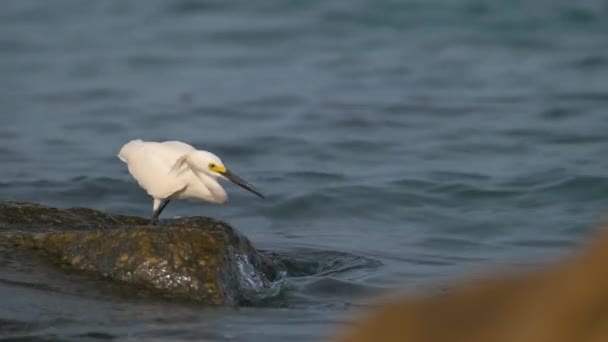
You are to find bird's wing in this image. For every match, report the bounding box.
[160,140,196,153]
[122,141,189,199]
[160,141,199,175]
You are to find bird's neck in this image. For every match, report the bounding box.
[194,170,228,203]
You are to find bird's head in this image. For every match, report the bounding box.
[173,150,265,198]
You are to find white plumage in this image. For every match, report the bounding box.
[118,139,264,224]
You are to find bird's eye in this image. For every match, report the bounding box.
[209,163,216,169]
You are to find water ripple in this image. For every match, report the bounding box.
[3,0,608,340]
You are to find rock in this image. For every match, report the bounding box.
[335,226,608,342]
[0,201,147,232]
[0,201,282,305]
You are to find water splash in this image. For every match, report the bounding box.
[235,253,286,304]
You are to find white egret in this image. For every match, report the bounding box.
[117,139,264,224]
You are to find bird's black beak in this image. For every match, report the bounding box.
[222,169,265,198]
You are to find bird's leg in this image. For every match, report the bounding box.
[150,199,171,225]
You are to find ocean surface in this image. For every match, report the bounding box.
[2,0,608,341]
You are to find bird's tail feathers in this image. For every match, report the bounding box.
[117,139,144,163]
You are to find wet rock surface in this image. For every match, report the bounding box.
[0,201,282,305]
[0,201,147,232]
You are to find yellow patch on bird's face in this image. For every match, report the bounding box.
[209,163,226,173]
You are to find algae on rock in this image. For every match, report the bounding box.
[0,201,282,305]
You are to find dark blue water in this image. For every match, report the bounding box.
[2,0,608,341]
